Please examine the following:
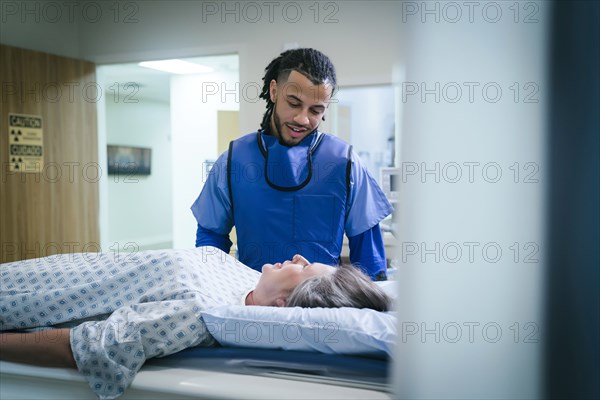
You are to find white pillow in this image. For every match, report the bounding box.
[201,306,396,358]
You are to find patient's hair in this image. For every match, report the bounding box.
[259,48,337,131]
[287,264,392,312]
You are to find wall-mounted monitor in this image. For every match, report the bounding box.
[107,145,152,175]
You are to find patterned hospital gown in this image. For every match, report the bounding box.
[0,246,260,399]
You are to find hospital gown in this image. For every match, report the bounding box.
[0,246,260,399]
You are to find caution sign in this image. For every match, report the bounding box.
[8,113,43,172]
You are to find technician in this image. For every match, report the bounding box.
[191,48,393,280]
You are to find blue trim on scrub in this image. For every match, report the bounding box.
[195,224,232,254]
[348,224,387,281]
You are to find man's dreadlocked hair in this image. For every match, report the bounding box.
[258,48,337,132]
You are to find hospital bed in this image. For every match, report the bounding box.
[1,344,391,399]
[1,273,397,400]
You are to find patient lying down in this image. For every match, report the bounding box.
[0,246,390,399]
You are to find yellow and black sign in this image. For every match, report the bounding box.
[8,113,44,172]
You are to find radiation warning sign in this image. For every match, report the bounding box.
[8,113,43,172]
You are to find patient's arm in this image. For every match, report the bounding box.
[0,328,76,368]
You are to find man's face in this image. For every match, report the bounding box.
[269,70,333,146]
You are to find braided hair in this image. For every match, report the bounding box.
[259,48,337,132]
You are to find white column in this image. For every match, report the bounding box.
[393,2,549,398]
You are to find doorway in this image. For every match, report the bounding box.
[97,54,240,252]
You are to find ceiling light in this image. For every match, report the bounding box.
[138,59,214,74]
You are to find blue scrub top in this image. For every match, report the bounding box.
[191,132,393,278]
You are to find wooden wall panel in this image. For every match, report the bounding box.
[0,44,99,262]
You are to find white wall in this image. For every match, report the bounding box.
[170,70,239,249]
[0,1,403,134]
[393,2,549,399]
[0,1,80,58]
[105,98,172,250]
[338,86,396,180]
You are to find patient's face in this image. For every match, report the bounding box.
[252,255,334,307]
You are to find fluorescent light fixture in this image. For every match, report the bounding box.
[138,59,214,74]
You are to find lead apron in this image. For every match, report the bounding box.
[228,131,351,270]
